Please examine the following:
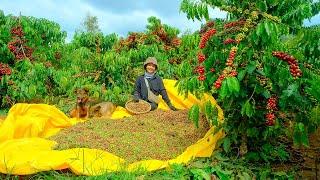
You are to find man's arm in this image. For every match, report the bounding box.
[133,77,142,101]
[158,78,178,111]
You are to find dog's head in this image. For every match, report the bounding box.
[75,88,89,105]
[89,105,102,118]
[89,102,116,118]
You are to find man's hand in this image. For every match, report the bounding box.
[133,97,139,103]
[169,104,178,111]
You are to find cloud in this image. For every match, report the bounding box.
[91,8,160,36]
[1,0,214,41]
[1,0,84,40]
[1,0,318,43]
[82,0,182,18]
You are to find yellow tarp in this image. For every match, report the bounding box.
[0,79,224,176]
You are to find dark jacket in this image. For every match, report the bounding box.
[133,74,172,105]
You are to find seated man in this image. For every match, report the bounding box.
[133,57,178,111]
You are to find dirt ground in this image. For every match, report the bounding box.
[49,109,210,163]
[295,127,320,179]
[0,116,5,126]
[274,127,320,179]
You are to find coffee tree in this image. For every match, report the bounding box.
[0,12,199,110]
[180,0,320,161]
[0,13,67,106]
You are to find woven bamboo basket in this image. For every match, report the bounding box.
[125,99,151,114]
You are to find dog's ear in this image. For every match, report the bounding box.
[74,88,78,94]
[93,105,101,111]
[83,87,89,94]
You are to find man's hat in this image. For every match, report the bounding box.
[144,57,158,69]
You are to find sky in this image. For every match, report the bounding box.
[0,0,319,42]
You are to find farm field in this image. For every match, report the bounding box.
[0,0,319,179]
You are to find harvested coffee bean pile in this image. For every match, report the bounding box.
[49,109,209,163]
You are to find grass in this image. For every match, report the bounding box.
[0,155,297,179]
[0,109,8,117]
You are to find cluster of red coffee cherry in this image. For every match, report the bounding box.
[197,52,205,64]
[7,26,33,60]
[0,63,12,81]
[224,19,246,29]
[226,47,238,67]
[265,96,278,126]
[199,20,215,34]
[272,51,302,78]
[196,65,206,81]
[223,38,238,45]
[214,74,225,89]
[197,23,216,81]
[199,29,217,49]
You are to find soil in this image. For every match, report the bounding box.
[49,109,209,163]
[295,128,320,179]
[0,116,5,125]
[272,127,320,179]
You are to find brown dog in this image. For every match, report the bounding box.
[89,102,117,119]
[70,88,90,118]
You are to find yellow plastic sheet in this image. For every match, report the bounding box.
[0,79,224,176]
